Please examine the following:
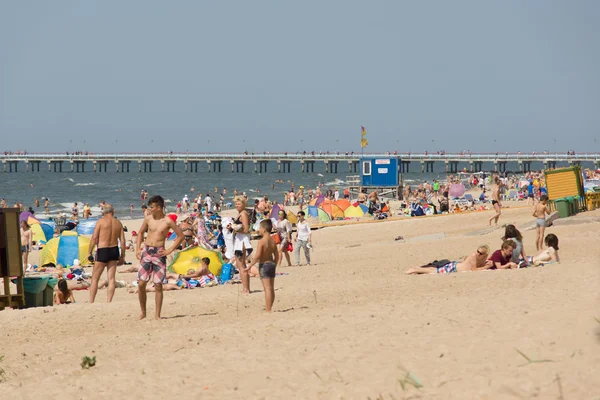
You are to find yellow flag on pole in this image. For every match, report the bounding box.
[360,126,368,148]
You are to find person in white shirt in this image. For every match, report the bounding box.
[205,194,213,212]
[334,189,339,201]
[294,211,312,266]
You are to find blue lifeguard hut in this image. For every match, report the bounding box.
[360,157,399,187]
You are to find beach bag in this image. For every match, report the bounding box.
[286,242,293,252]
[220,263,234,283]
[271,233,281,244]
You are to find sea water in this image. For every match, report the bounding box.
[0,160,565,220]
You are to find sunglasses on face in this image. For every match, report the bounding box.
[477,250,487,256]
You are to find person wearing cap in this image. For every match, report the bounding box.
[88,203,126,303]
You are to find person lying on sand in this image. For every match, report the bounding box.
[118,265,140,273]
[180,258,212,279]
[128,278,182,294]
[520,234,560,267]
[485,240,519,270]
[54,279,76,304]
[406,245,492,274]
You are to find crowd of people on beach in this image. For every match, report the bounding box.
[6,163,592,317]
[29,188,314,318]
[406,194,559,275]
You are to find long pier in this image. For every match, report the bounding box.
[1,153,598,173]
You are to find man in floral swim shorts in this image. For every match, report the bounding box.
[135,195,184,320]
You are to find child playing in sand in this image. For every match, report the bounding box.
[532,195,551,251]
[54,279,75,304]
[246,219,278,312]
[136,195,184,320]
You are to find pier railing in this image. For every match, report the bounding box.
[1,152,599,162]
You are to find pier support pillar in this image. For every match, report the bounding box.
[421,161,434,173]
[25,161,29,172]
[400,161,410,173]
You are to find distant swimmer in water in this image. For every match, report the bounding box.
[30,183,34,188]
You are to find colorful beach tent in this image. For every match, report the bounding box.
[307,205,319,218]
[30,221,54,245]
[320,203,344,220]
[41,231,91,267]
[344,205,365,218]
[270,204,284,218]
[333,199,351,211]
[358,204,369,214]
[316,208,331,222]
[19,211,34,223]
[308,195,328,207]
[286,210,298,225]
[168,246,224,276]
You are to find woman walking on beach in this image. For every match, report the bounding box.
[232,196,253,294]
[488,177,502,226]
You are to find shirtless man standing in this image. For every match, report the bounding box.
[136,195,184,320]
[488,178,502,226]
[88,204,126,303]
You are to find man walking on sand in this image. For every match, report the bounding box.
[136,195,184,320]
[88,204,126,303]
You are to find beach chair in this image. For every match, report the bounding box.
[464,193,478,204]
[507,190,518,200]
[53,216,67,233]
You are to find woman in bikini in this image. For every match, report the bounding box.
[488,177,502,226]
[179,217,196,248]
[232,196,253,294]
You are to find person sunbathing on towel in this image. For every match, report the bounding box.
[406,245,492,274]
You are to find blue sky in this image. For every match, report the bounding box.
[1,1,598,153]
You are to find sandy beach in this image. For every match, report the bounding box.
[1,204,599,399]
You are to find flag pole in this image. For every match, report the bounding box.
[359,126,364,195]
